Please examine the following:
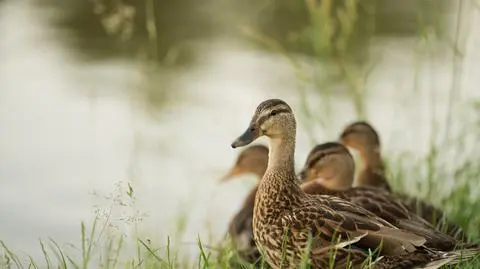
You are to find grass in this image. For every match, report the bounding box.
[2,199,479,269]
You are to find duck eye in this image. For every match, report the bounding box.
[270,111,278,116]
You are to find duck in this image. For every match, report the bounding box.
[298,142,461,251]
[230,98,479,268]
[221,145,268,264]
[339,121,466,240]
[338,121,390,191]
[224,142,461,253]
[221,145,305,265]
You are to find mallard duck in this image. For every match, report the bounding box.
[339,121,466,240]
[298,142,461,251]
[230,99,478,269]
[224,143,459,265]
[221,145,268,264]
[221,145,269,183]
[338,121,390,191]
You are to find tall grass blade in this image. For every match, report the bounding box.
[0,240,24,269]
[65,254,80,269]
[196,236,210,268]
[81,222,86,267]
[110,235,124,269]
[166,236,174,268]
[300,233,314,269]
[81,218,98,269]
[27,255,39,269]
[48,238,67,269]
[39,239,51,269]
[138,239,166,265]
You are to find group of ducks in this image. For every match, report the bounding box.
[220,99,479,268]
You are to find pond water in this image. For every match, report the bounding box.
[0,0,479,263]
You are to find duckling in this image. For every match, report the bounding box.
[221,145,268,264]
[230,99,478,269]
[339,121,467,240]
[221,145,268,183]
[299,142,459,251]
[339,121,390,191]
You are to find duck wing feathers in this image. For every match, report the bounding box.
[301,182,458,250]
[280,194,426,260]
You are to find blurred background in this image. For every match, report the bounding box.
[0,0,479,267]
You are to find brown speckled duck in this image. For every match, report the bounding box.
[224,142,460,264]
[230,99,478,268]
[298,142,460,251]
[339,121,467,240]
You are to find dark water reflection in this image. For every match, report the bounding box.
[45,0,448,63]
[0,0,479,263]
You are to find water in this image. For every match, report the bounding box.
[0,0,479,263]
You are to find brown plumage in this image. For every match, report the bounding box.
[298,142,459,251]
[225,142,460,253]
[339,121,391,191]
[339,121,467,240]
[221,145,269,183]
[230,99,479,268]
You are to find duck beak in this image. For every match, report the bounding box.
[231,126,257,148]
[220,166,242,182]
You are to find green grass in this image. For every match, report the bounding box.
[1,201,478,269]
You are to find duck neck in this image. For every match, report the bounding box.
[254,130,302,222]
[258,135,300,200]
[267,137,295,173]
[361,145,383,171]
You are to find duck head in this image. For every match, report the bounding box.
[299,142,355,191]
[221,145,269,182]
[339,121,381,153]
[231,99,296,148]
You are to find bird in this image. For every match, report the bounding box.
[229,98,479,269]
[298,142,463,251]
[339,121,467,240]
[338,121,390,191]
[224,142,462,252]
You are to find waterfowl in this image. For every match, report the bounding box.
[224,144,457,265]
[230,99,478,268]
[221,145,268,264]
[339,121,391,191]
[221,145,269,183]
[298,142,459,251]
[339,121,467,240]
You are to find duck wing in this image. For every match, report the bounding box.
[281,195,426,259]
[301,182,458,250]
[360,167,466,241]
[396,192,467,241]
[344,187,458,250]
